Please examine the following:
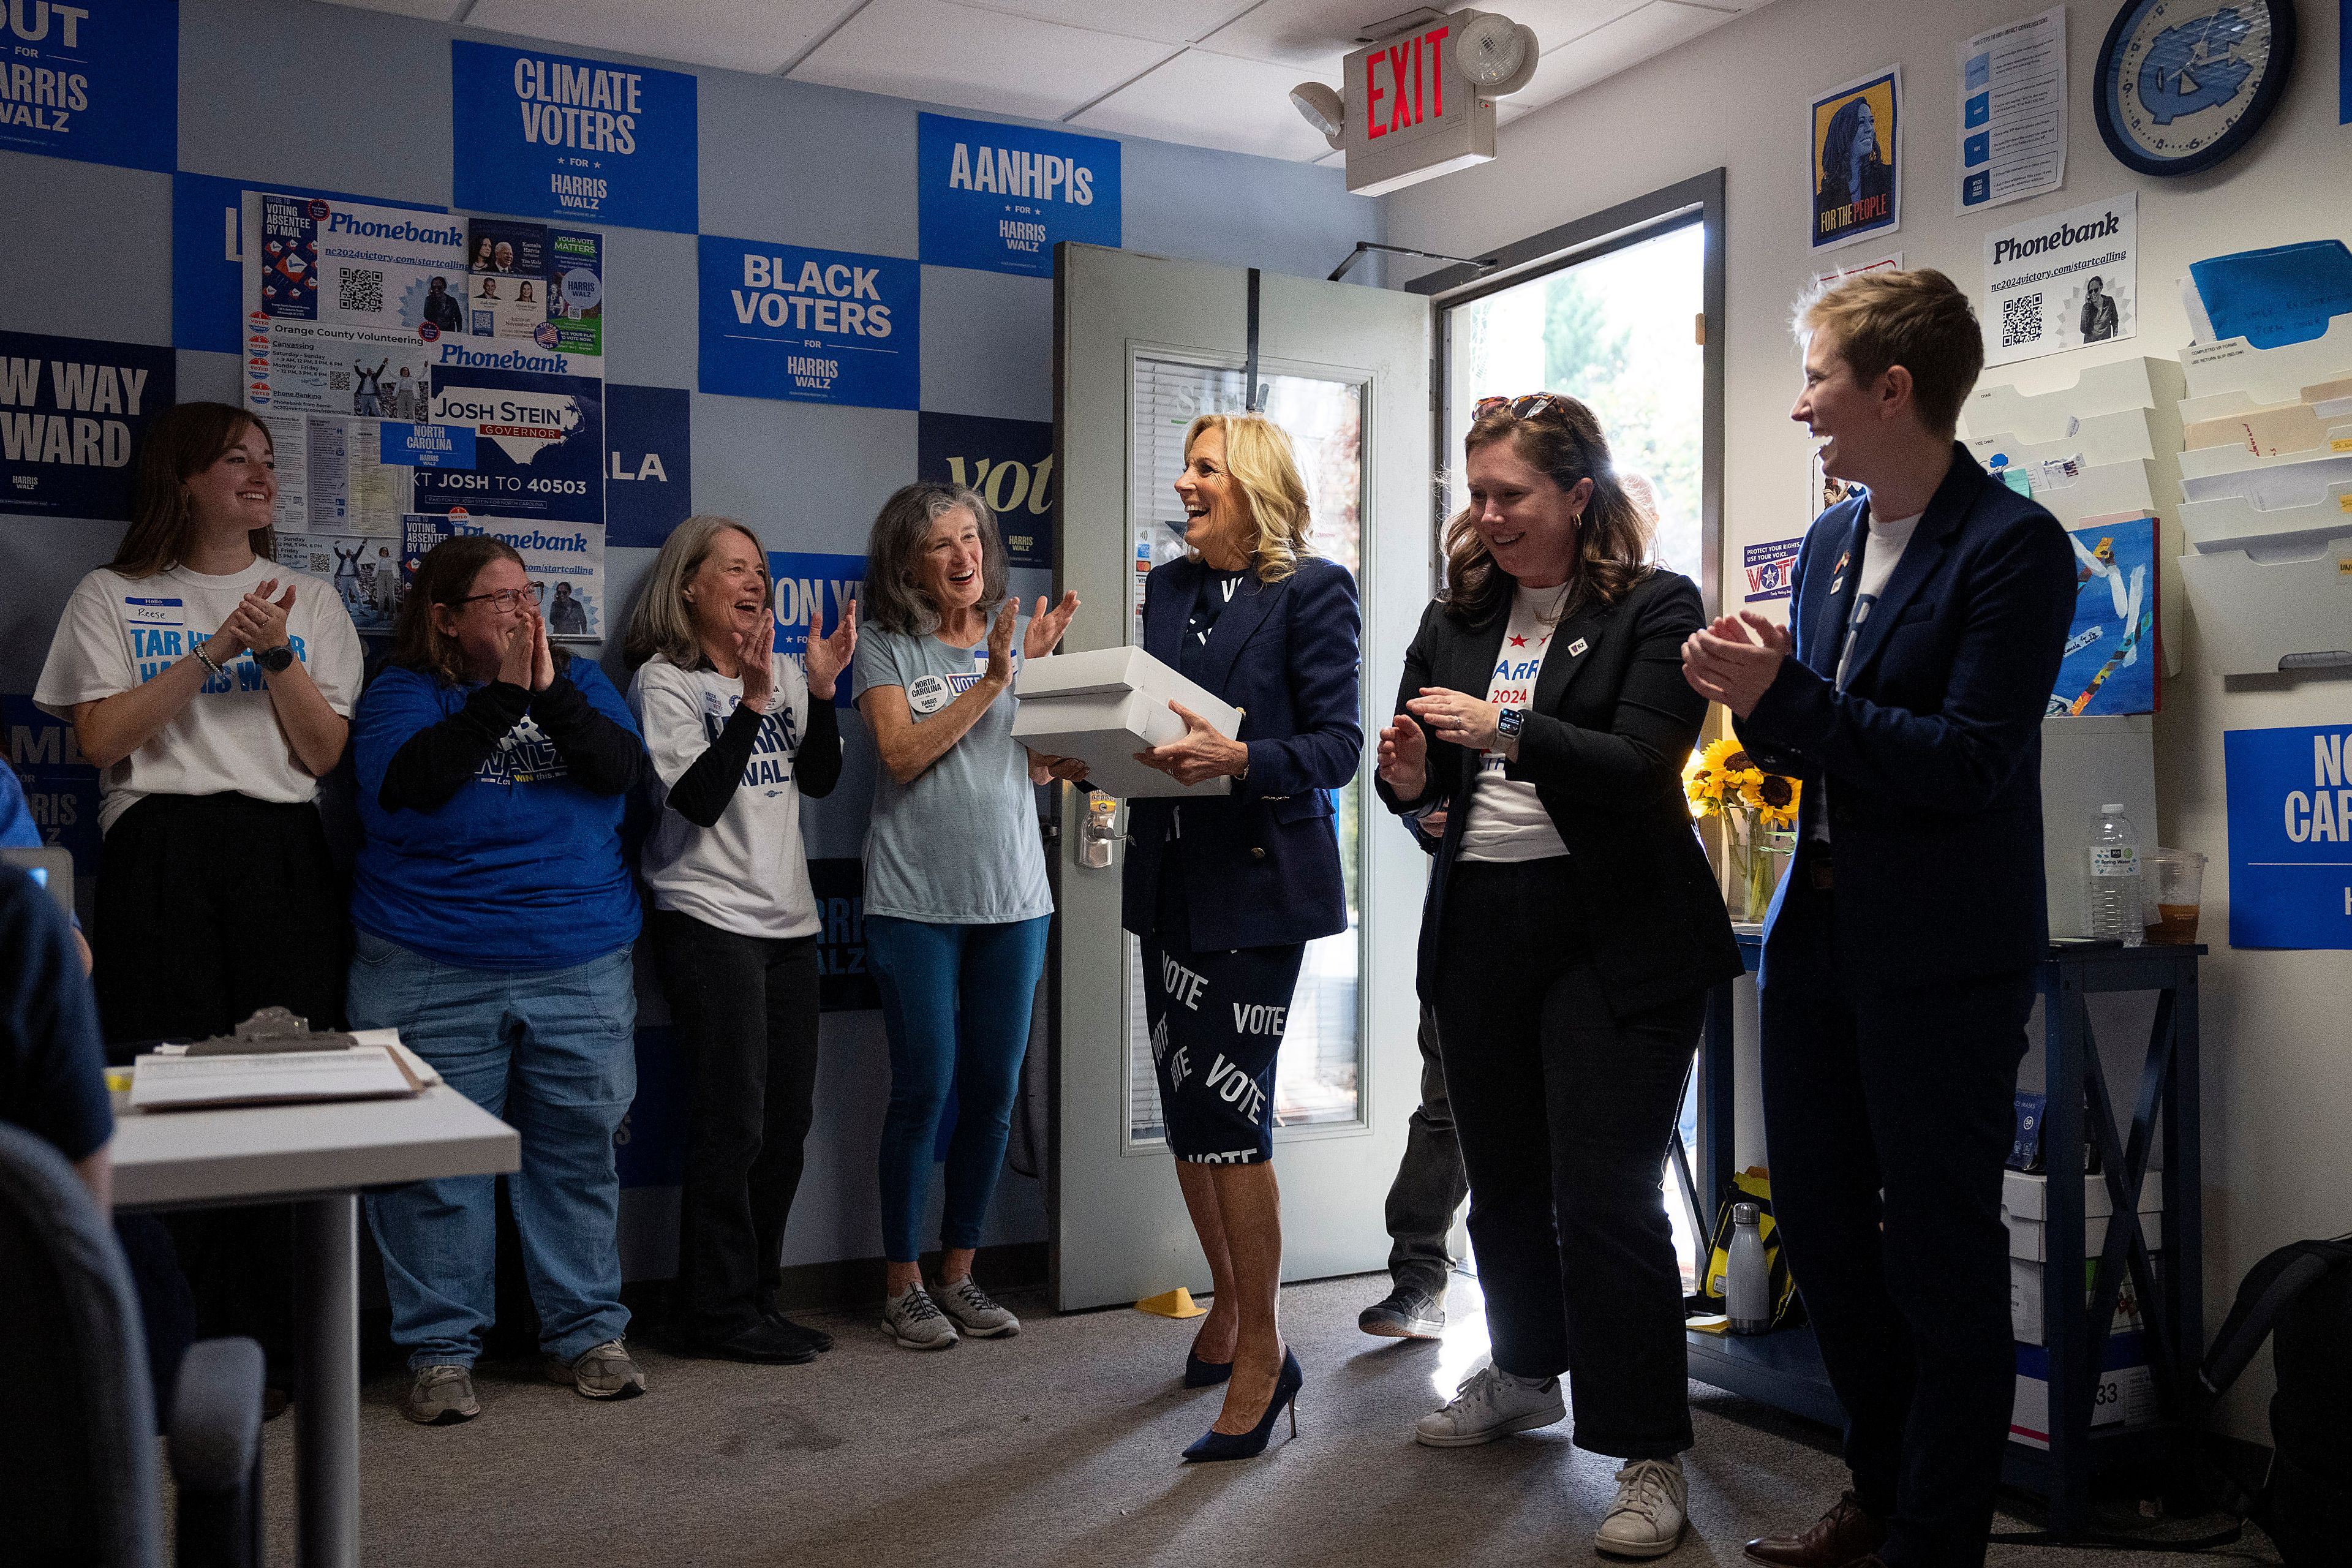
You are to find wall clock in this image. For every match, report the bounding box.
[2094,0,2298,176]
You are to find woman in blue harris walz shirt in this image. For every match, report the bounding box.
[853,482,1080,1353]
[350,534,647,1428]
[625,515,856,1367]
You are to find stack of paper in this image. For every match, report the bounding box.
[130,1031,430,1112]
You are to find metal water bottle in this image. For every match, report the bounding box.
[1727,1202,1771,1335]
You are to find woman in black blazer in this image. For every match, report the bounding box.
[1129,412,1361,1463]
[1375,393,1739,1558]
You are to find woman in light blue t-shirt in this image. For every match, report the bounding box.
[851,481,1079,1351]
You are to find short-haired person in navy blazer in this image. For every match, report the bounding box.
[1682,269,2075,1568]
[1126,412,1362,1464]
[1375,393,1739,1560]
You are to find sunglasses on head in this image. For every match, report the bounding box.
[1474,393,1565,421]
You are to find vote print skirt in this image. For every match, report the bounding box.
[1140,932,1306,1165]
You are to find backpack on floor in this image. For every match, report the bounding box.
[2196,1235,2352,1564]
[1694,1167,1803,1330]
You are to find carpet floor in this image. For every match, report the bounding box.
[242,1273,2278,1567]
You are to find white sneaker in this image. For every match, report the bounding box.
[1412,1361,1566,1447]
[1595,1457,1687,1559]
[882,1282,959,1350]
[933,1274,1020,1338]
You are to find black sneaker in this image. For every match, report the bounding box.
[764,1310,835,1354]
[695,1318,815,1365]
[1359,1284,1446,1340]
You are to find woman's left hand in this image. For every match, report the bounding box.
[1136,701,1248,786]
[529,609,557,692]
[804,595,858,699]
[1023,590,1079,660]
[1405,687,1504,752]
[223,579,295,657]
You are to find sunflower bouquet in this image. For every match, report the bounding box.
[1683,737,1801,922]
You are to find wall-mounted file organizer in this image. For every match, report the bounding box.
[2178,479,2352,552]
[2180,311,2352,414]
[1962,359,2186,679]
[2179,435,2352,508]
[2176,533,2352,675]
[2182,399,2348,458]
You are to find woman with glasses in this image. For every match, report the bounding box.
[1127,412,1362,1463]
[349,534,649,1427]
[1374,393,1739,1557]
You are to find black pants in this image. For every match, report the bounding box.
[93,793,347,1046]
[95,793,347,1390]
[1760,878,2032,1568]
[1434,857,1703,1460]
[1385,1003,1467,1295]
[650,910,823,1339]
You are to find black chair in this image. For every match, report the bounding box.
[0,1122,264,1568]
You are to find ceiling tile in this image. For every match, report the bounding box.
[790,0,1176,119]
[1505,0,1737,111]
[1072,47,1343,162]
[463,0,863,74]
[1199,0,1645,71]
[945,0,1261,47]
[311,0,469,20]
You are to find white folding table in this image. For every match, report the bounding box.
[112,1086,519,1567]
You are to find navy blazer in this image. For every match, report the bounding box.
[1121,556,1362,951]
[1737,443,2075,982]
[1378,570,1741,1018]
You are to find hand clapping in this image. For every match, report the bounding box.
[802,595,858,700]
[1023,590,1079,660]
[1679,612,1792,718]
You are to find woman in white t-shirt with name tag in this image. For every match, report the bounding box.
[626,515,857,1368]
[35,401,363,1047]
[1373,393,1740,1560]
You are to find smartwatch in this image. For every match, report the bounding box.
[254,644,296,674]
[1495,707,1525,741]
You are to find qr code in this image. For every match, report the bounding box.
[328,371,350,390]
[338,268,384,315]
[2001,293,2042,348]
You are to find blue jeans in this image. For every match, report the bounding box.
[866,914,1049,1264]
[350,927,637,1368]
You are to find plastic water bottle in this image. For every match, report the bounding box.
[1727,1202,1771,1335]
[2087,804,2144,947]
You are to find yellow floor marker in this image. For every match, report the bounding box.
[1134,1286,1206,1319]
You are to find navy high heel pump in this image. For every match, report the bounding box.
[1183,1346,1233,1387]
[1181,1349,1302,1462]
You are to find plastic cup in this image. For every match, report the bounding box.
[2144,848,2206,943]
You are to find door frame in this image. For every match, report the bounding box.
[1410,167,1728,616]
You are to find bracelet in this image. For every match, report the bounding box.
[192,645,224,679]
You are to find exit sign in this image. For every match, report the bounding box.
[1342,18,1496,196]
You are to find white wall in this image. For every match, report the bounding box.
[1386,0,2352,1444]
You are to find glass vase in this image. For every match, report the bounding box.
[1734,812,1789,924]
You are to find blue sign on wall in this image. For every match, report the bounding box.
[380,421,477,469]
[700,238,919,409]
[0,330,175,521]
[3,695,100,865]
[917,410,1055,568]
[451,40,698,235]
[0,0,176,172]
[603,384,691,548]
[2224,723,2352,950]
[918,113,1120,277]
[172,175,449,354]
[417,367,603,524]
[768,549,865,709]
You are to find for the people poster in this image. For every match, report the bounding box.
[1810,67,1902,252]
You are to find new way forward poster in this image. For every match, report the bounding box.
[0,330,175,521]
[918,113,1121,277]
[452,40,698,234]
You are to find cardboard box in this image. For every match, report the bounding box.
[2001,1169,2162,1222]
[2011,1332,2157,1449]
[2011,1256,2148,1346]
[1011,647,1243,800]
[2007,1210,2165,1262]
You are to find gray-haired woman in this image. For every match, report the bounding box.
[851,482,1079,1350]
[624,515,856,1365]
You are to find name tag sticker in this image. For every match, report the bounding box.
[123,595,186,628]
